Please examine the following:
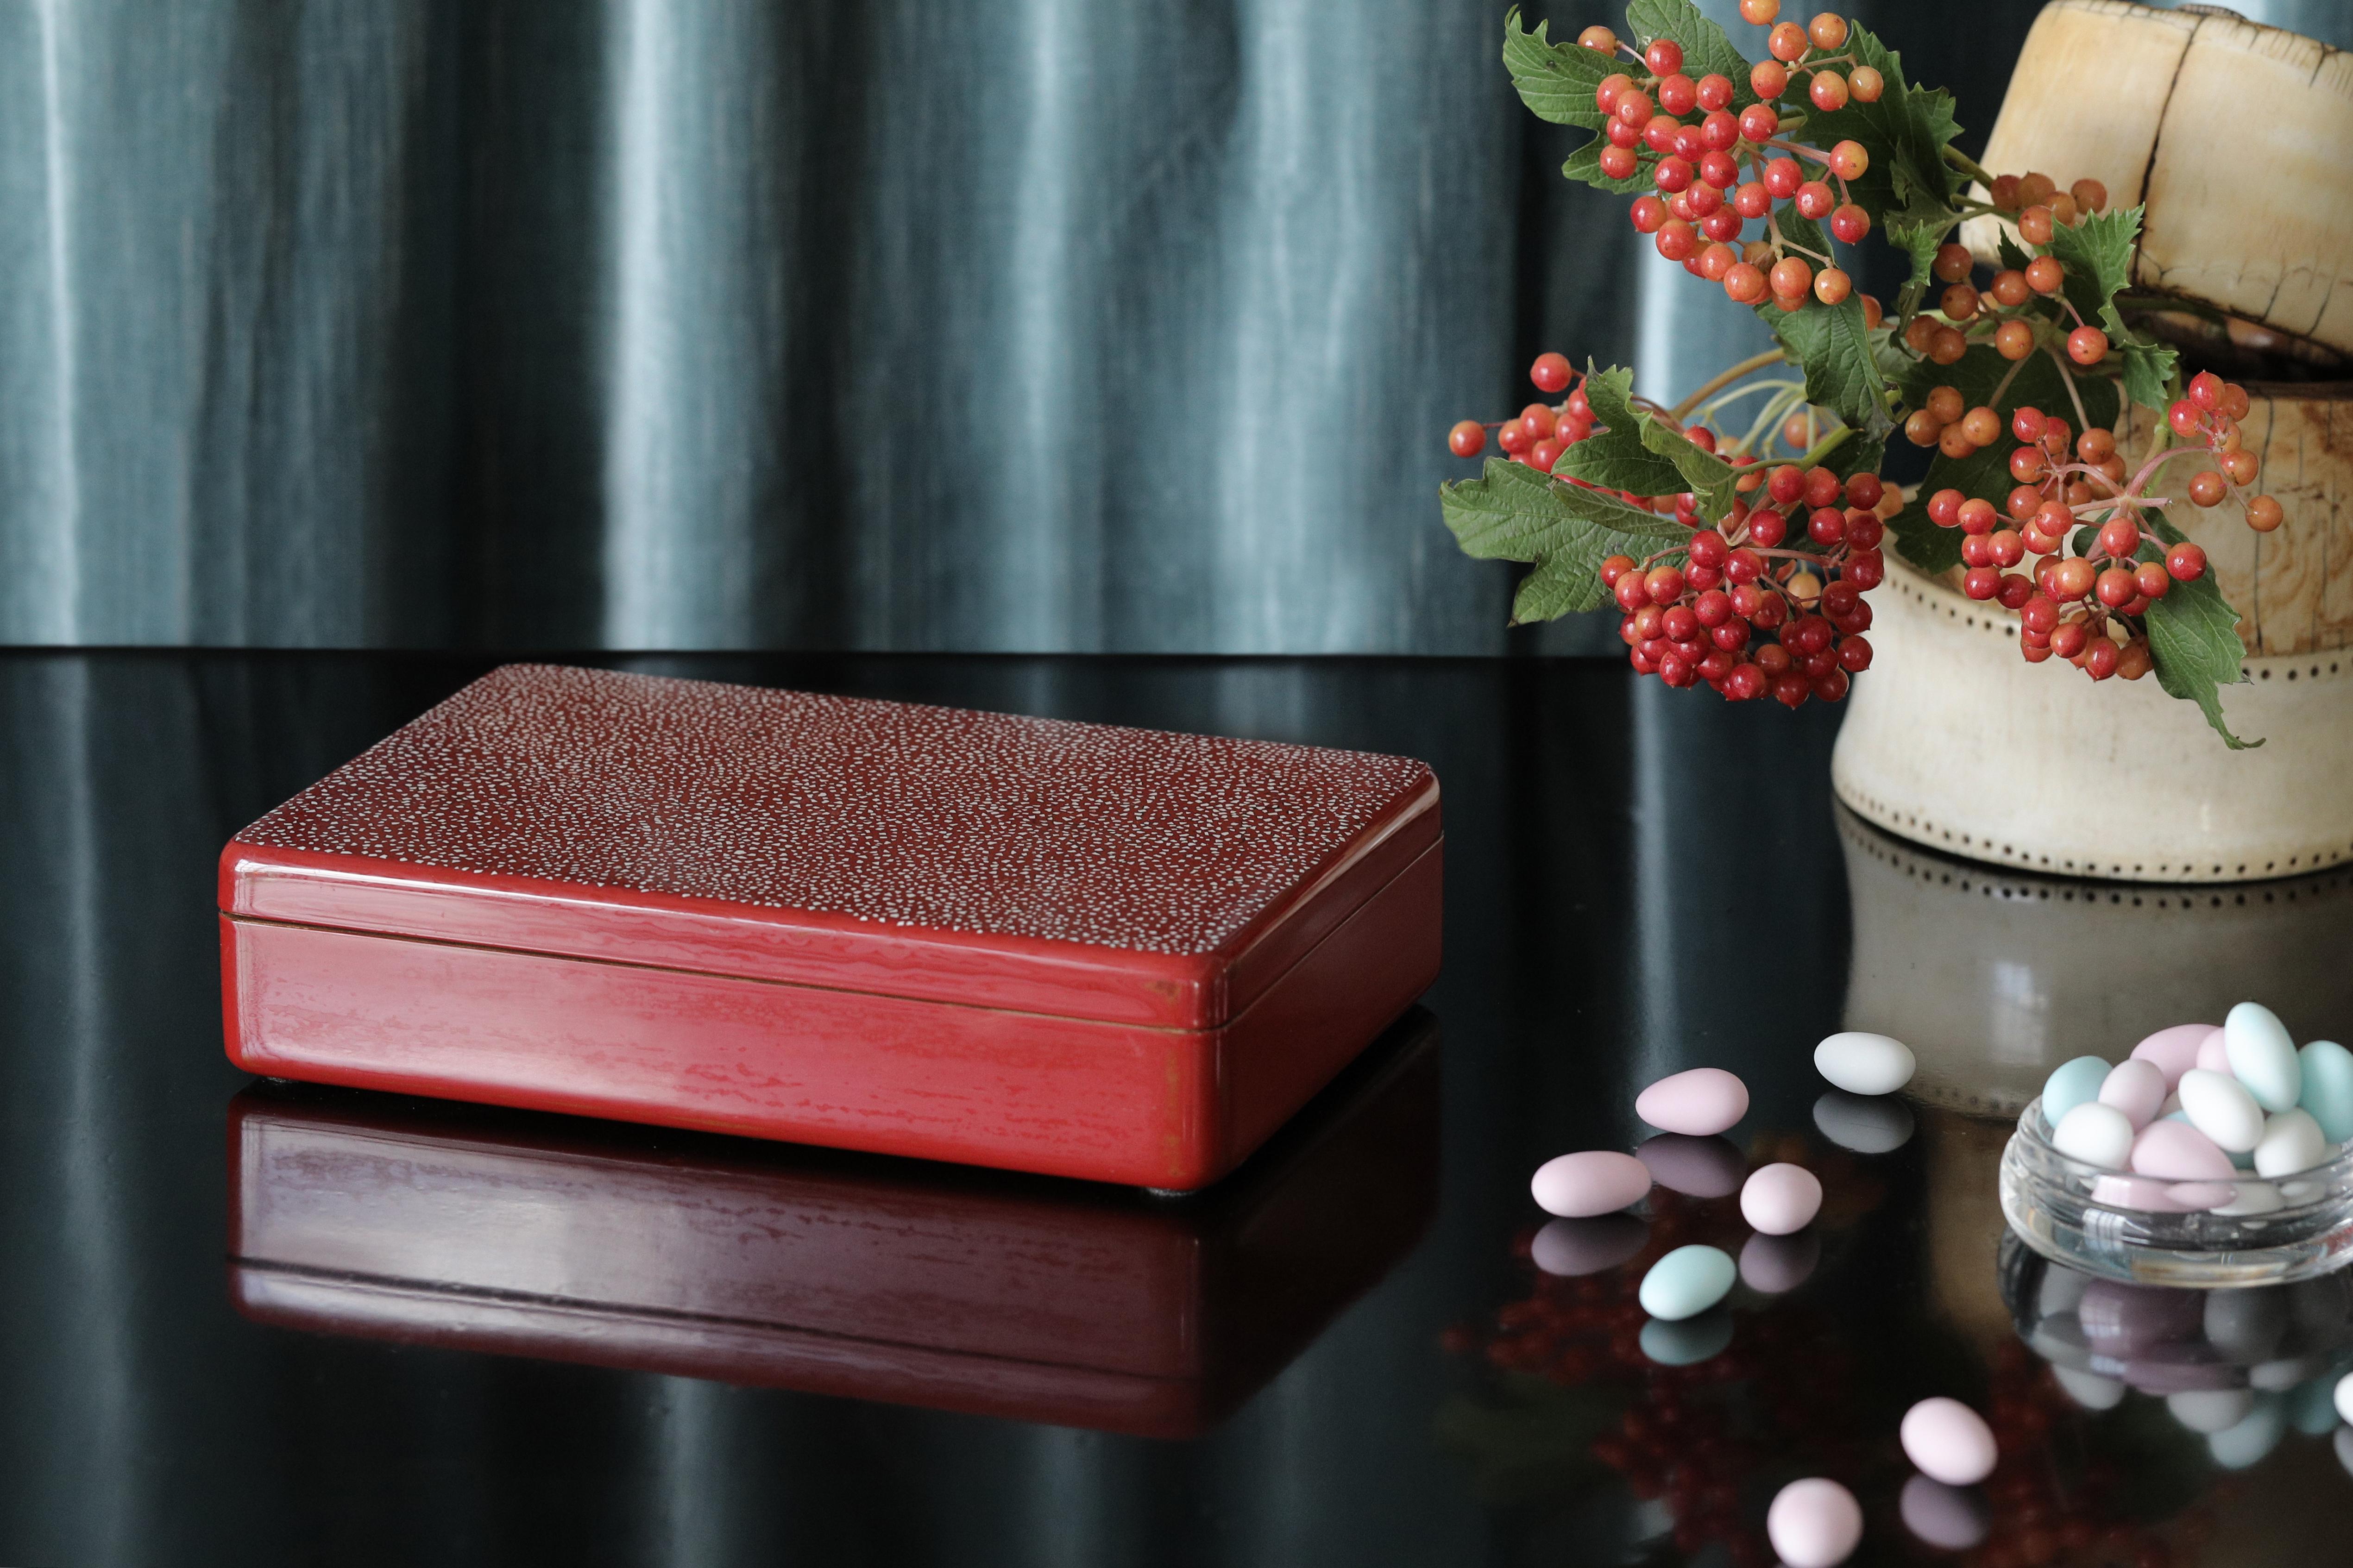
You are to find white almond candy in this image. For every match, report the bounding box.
[1813,1032,1915,1096]
[2178,1069,2266,1154]
[2051,1102,2135,1170]
[2254,1109,2328,1178]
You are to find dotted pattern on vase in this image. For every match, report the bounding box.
[235,665,1434,955]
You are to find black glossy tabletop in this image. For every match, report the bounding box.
[5,650,2350,1568]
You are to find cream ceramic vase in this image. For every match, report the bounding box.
[1833,0,2353,883]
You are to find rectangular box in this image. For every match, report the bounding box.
[220,665,1442,1188]
[227,1011,1440,1438]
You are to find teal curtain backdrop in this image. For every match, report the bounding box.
[0,0,2342,651]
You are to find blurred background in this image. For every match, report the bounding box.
[0,0,2346,658]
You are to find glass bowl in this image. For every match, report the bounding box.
[2000,1097,2353,1286]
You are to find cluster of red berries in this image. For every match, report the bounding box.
[1917,367,2281,681]
[1610,457,1889,707]
[1899,234,2103,372]
[1580,7,1893,315]
[2168,370,2283,531]
[1446,352,1596,474]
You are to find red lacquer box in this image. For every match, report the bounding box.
[219,664,1442,1189]
[227,1011,1440,1438]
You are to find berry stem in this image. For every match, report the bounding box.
[2042,345,2094,437]
[1797,424,1852,468]
[1985,351,2029,410]
[1942,145,1997,188]
[1668,349,1796,422]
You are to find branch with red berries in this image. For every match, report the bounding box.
[1441,0,2273,744]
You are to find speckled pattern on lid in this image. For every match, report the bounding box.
[233,665,1435,955]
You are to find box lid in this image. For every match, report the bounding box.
[221,665,1440,1030]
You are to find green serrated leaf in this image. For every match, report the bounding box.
[2146,571,2259,748]
[1796,24,1959,217]
[1639,411,1739,517]
[1758,296,1892,439]
[1501,8,1614,129]
[1560,138,1652,195]
[1554,363,1690,498]
[2111,334,2180,414]
[2047,205,2139,313]
[1439,457,1688,623]
[1623,0,1754,103]
[1885,344,2119,576]
[1885,203,1954,292]
[1997,233,2033,274]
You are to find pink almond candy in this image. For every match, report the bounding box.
[1531,1150,1652,1218]
[1900,1397,1998,1486]
[2130,1118,2235,1181]
[2196,1031,2233,1074]
[1740,1162,1823,1235]
[2096,1059,2167,1129]
[2131,1023,2223,1090]
[1635,1067,1749,1137]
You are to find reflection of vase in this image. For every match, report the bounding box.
[229,1010,1440,1440]
[1837,805,2353,1117]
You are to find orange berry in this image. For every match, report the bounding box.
[1809,12,1849,48]
[2247,494,2284,532]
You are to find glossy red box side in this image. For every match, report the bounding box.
[219,666,1444,1186]
[223,840,1440,1190]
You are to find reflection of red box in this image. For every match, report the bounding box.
[229,1012,1440,1438]
[219,665,1441,1189]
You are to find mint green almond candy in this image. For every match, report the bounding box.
[2041,1055,2113,1128]
[1638,1244,1736,1322]
[2298,1040,2353,1144]
[2225,1002,2303,1113]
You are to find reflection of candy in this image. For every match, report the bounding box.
[1637,1244,1736,1320]
[2288,1374,2343,1435]
[2337,1425,2353,1480]
[2167,1387,2253,1433]
[1530,1150,1651,1217]
[1739,1229,1819,1294]
[2080,1280,2202,1355]
[2207,1179,2283,1215]
[1900,1397,1997,1486]
[1635,1133,1744,1198]
[2038,1267,2089,1318]
[1813,1031,1915,1095]
[2203,1288,2287,1362]
[1899,1475,1990,1550]
[1767,1478,1863,1568]
[1812,1091,1912,1153]
[1530,1215,1648,1277]
[2208,1392,2287,1468]
[2337,1369,2353,1426]
[2124,1350,2240,1395]
[2089,1174,2193,1212]
[2052,1366,2126,1409]
[1639,1308,1732,1367]
[1634,1067,1749,1136]
[1739,1162,1822,1234]
[2225,1001,2303,1112]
